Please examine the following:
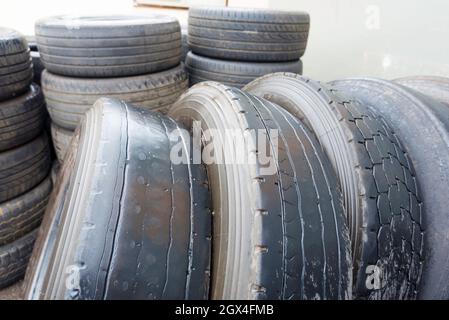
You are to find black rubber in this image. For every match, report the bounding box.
[395,76,449,107]
[188,7,310,62]
[24,98,211,300]
[169,82,352,300]
[50,123,72,162]
[0,27,33,101]
[42,65,188,130]
[0,133,51,203]
[331,78,449,300]
[0,84,46,152]
[181,29,188,62]
[35,14,182,78]
[245,74,423,300]
[186,51,302,89]
[0,230,37,289]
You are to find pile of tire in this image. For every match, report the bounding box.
[0,28,52,290]
[185,7,309,89]
[34,14,189,163]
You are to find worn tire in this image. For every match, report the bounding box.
[331,78,449,300]
[0,133,51,203]
[169,82,352,300]
[395,76,449,107]
[188,7,309,62]
[35,14,182,78]
[186,51,302,89]
[0,28,33,101]
[181,29,188,62]
[245,74,423,300]
[0,84,46,152]
[50,123,72,162]
[42,65,188,130]
[24,98,211,300]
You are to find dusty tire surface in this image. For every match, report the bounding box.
[188,7,309,62]
[245,74,423,300]
[42,65,188,130]
[0,84,46,152]
[50,123,72,162]
[35,14,182,77]
[24,98,211,300]
[186,51,302,89]
[395,76,449,107]
[169,82,352,300]
[0,133,51,203]
[0,28,33,101]
[331,78,449,299]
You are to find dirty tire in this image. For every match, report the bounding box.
[0,84,46,152]
[42,65,188,130]
[395,76,449,107]
[0,230,37,289]
[0,133,51,203]
[0,28,33,101]
[245,74,422,300]
[0,176,52,246]
[186,51,302,89]
[181,29,189,62]
[50,161,60,185]
[31,51,44,86]
[50,123,72,162]
[24,98,211,300]
[169,82,352,300]
[331,78,449,300]
[188,7,310,62]
[35,15,182,77]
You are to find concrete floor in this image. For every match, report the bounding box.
[0,281,23,300]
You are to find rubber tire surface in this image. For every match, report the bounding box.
[42,65,188,130]
[0,27,33,101]
[31,51,44,86]
[50,123,72,162]
[24,98,211,300]
[395,76,449,107]
[0,83,46,152]
[188,7,309,62]
[0,133,51,203]
[181,29,188,62]
[186,51,302,89]
[35,14,182,78]
[331,78,449,300]
[245,74,423,300]
[169,82,352,300]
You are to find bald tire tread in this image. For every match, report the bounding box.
[188,7,310,62]
[395,76,449,107]
[245,74,422,300]
[169,83,352,300]
[24,98,211,300]
[41,65,188,130]
[50,123,72,162]
[186,51,302,89]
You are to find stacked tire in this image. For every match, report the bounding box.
[0,28,52,290]
[186,7,309,88]
[35,14,189,163]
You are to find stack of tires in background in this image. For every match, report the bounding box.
[34,14,189,163]
[0,28,52,289]
[185,7,310,88]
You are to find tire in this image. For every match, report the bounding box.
[50,161,60,185]
[51,123,72,162]
[0,133,51,203]
[31,51,44,86]
[395,76,449,107]
[181,29,188,62]
[35,14,182,78]
[245,74,423,300]
[168,82,352,300]
[24,98,211,300]
[188,7,310,62]
[42,65,188,130]
[186,51,302,89]
[331,78,449,300]
[0,176,52,246]
[0,230,37,289]
[0,83,46,152]
[0,28,33,101]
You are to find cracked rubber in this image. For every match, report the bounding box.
[245,74,423,300]
[41,65,188,130]
[169,82,352,300]
[395,76,449,107]
[51,123,72,162]
[24,98,211,300]
[186,51,302,89]
[35,14,182,77]
[0,83,46,152]
[0,133,51,203]
[188,7,309,62]
[331,78,449,300]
